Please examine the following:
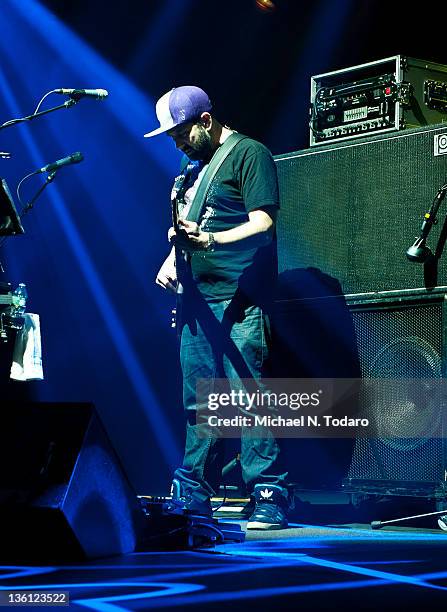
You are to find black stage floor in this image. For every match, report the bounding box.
[1,521,447,610]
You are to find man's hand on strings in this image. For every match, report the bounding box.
[169,219,211,251]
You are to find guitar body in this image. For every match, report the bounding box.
[167,137,245,337]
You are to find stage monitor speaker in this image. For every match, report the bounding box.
[343,289,447,499]
[275,123,447,296]
[0,403,144,561]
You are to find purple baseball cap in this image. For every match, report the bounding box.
[144,86,212,138]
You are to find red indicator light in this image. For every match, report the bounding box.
[385,87,392,95]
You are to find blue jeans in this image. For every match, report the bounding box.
[174,295,289,507]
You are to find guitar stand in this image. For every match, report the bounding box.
[371,508,447,530]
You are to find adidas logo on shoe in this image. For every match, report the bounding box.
[247,484,289,530]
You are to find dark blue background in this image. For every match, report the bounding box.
[1,0,445,494]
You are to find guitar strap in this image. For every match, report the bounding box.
[186,132,247,224]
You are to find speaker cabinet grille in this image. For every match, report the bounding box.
[345,291,447,494]
[275,124,447,296]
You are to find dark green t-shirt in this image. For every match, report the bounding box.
[186,137,280,305]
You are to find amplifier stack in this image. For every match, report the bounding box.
[276,57,447,499]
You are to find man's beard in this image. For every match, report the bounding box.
[186,125,213,161]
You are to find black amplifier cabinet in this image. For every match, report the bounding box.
[310,56,447,146]
[271,287,447,496]
[275,123,447,296]
[342,288,447,499]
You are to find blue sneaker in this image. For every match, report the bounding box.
[166,478,213,517]
[246,484,289,530]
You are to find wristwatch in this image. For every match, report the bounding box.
[206,232,216,252]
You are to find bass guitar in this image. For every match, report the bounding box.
[170,167,194,338]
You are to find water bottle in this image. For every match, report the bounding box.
[11,283,28,316]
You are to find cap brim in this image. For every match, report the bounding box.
[144,124,172,138]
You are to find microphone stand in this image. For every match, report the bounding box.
[0,98,78,131]
[0,171,57,252]
[20,171,57,217]
[371,507,447,530]
[406,184,447,264]
[0,92,78,271]
[373,183,447,528]
[423,210,447,289]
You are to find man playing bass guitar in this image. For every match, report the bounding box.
[150,85,290,529]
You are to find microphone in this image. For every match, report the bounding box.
[406,236,432,263]
[406,186,447,263]
[39,152,84,173]
[54,88,108,100]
